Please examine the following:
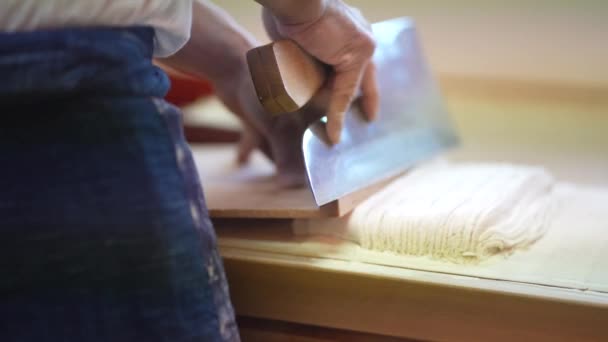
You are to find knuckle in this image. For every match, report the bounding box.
[359,32,376,56]
[334,33,375,70]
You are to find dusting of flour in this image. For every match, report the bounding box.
[294,161,555,264]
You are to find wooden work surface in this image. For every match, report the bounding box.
[205,78,608,341]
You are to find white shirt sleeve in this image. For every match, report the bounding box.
[0,0,193,57]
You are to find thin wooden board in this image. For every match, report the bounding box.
[192,144,396,218]
[192,145,320,218]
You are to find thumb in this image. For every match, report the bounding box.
[236,127,259,165]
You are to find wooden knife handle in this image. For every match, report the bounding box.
[246,40,328,115]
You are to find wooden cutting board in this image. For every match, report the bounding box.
[191,144,394,218]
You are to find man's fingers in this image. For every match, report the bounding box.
[236,123,273,165]
[272,137,308,188]
[276,167,307,188]
[359,62,379,121]
[326,68,363,144]
[236,128,258,165]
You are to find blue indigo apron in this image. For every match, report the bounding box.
[0,27,239,341]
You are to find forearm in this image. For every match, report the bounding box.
[160,0,256,86]
[255,0,327,25]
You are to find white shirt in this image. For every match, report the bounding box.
[0,0,193,57]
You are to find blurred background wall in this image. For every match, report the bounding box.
[213,0,608,87]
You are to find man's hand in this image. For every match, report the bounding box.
[161,0,377,186]
[258,0,379,144]
[221,71,326,188]
[161,0,319,187]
